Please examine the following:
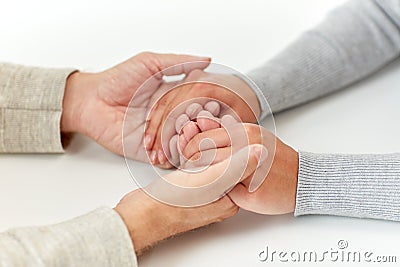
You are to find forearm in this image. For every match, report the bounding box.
[0,63,76,153]
[0,207,137,267]
[295,151,400,221]
[249,0,400,119]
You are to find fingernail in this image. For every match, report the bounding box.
[179,155,186,166]
[250,145,268,168]
[144,135,152,149]
[198,56,211,61]
[249,174,266,193]
[204,101,220,116]
[150,150,157,164]
[248,145,268,193]
[158,150,165,164]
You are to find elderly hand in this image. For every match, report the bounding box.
[114,143,265,255]
[60,52,210,164]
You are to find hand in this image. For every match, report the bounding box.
[144,69,261,167]
[114,143,265,255]
[182,121,299,215]
[60,52,210,164]
[228,129,299,215]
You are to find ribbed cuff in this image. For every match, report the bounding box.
[0,63,76,153]
[295,151,400,221]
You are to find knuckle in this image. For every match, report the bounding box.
[137,51,153,58]
[136,51,162,73]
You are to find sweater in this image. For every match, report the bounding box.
[0,64,137,267]
[248,0,400,221]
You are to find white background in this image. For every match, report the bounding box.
[1,0,400,266]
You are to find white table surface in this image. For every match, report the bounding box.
[1,1,400,266]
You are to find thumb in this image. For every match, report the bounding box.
[229,182,272,214]
[145,144,268,207]
[137,52,211,77]
[228,183,255,211]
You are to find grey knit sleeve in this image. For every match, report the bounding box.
[0,63,75,153]
[295,152,400,221]
[0,207,137,267]
[244,0,400,221]
[247,0,400,119]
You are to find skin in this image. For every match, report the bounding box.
[114,143,264,255]
[180,112,299,215]
[168,102,222,166]
[61,52,211,164]
[144,69,262,167]
[114,189,238,255]
[60,52,266,255]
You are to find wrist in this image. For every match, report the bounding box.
[61,72,83,133]
[114,190,174,255]
[286,148,299,213]
[61,72,96,134]
[115,189,232,255]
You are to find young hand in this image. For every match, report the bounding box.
[179,113,299,215]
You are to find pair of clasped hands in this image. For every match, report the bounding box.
[61,52,298,253]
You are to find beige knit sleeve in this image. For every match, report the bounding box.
[0,63,75,153]
[0,207,138,267]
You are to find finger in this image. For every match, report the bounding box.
[219,108,238,120]
[221,114,238,127]
[185,103,203,120]
[182,146,232,169]
[248,147,269,192]
[178,134,188,157]
[190,144,267,187]
[237,154,268,192]
[153,104,191,163]
[175,114,190,134]
[227,183,256,210]
[144,83,190,151]
[157,160,174,170]
[169,135,179,167]
[179,121,201,165]
[149,150,158,165]
[196,110,221,132]
[144,95,166,151]
[158,110,184,164]
[147,144,267,207]
[158,149,166,165]
[157,55,211,77]
[182,121,201,143]
[137,52,211,79]
[230,147,269,193]
[204,101,220,116]
[183,127,230,160]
